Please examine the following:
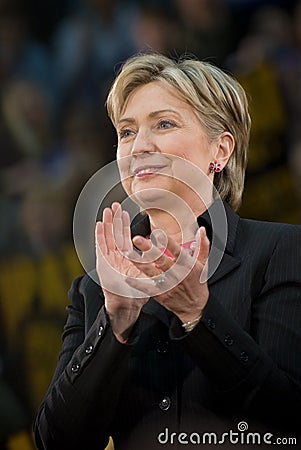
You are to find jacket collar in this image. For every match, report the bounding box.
[196,199,239,254]
[131,199,239,256]
[198,200,241,285]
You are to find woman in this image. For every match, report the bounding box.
[34,53,301,449]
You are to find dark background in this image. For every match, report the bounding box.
[0,0,301,448]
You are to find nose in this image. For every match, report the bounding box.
[131,128,155,156]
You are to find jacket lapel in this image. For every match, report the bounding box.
[208,251,241,286]
[198,200,242,286]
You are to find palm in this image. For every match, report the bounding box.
[96,246,146,297]
[95,204,148,300]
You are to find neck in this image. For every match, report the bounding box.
[146,203,207,244]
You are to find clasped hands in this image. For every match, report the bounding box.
[95,203,210,342]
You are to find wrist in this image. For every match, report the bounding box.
[181,314,202,333]
[178,305,203,333]
[113,320,137,343]
[177,304,203,325]
[107,308,141,342]
[106,307,141,324]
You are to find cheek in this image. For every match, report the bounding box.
[117,143,131,157]
[116,151,133,195]
[121,177,132,196]
[117,148,131,175]
[172,157,210,194]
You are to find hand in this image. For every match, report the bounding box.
[125,227,210,324]
[95,203,150,342]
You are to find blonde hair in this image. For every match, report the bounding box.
[106,53,251,211]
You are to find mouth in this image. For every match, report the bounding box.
[133,165,167,178]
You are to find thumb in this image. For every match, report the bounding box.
[195,226,210,266]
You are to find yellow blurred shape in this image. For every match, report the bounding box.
[7,431,34,450]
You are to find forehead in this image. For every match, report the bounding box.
[120,81,192,119]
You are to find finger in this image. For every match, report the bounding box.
[131,260,160,278]
[112,203,132,252]
[125,276,161,297]
[132,235,152,252]
[133,235,170,267]
[152,233,199,283]
[196,227,210,265]
[111,202,121,215]
[103,206,113,222]
[95,221,107,256]
[112,206,124,250]
[122,210,132,252]
[131,236,174,275]
[127,236,157,275]
[156,233,189,266]
[103,207,115,250]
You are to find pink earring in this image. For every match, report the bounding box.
[209,161,222,173]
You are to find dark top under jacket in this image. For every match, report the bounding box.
[34,201,301,450]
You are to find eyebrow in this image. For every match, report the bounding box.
[117,109,180,126]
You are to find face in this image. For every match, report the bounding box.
[116,81,216,211]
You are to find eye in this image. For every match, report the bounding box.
[118,128,134,140]
[158,119,176,130]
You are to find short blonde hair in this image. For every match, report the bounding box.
[106,53,251,211]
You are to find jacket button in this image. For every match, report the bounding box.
[207,318,216,330]
[156,340,169,354]
[85,345,93,355]
[71,363,80,373]
[224,334,234,346]
[240,351,249,363]
[159,396,171,411]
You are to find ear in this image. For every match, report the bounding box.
[212,132,235,168]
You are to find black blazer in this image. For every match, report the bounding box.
[34,202,301,450]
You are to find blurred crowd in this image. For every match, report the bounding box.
[0,0,301,448]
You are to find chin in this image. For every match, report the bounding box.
[130,186,174,211]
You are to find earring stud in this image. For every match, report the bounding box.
[209,162,222,173]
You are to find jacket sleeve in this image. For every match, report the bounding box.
[34,275,136,450]
[170,224,301,431]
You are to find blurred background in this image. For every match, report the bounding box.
[0,0,300,448]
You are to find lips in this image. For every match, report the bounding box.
[133,165,166,178]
